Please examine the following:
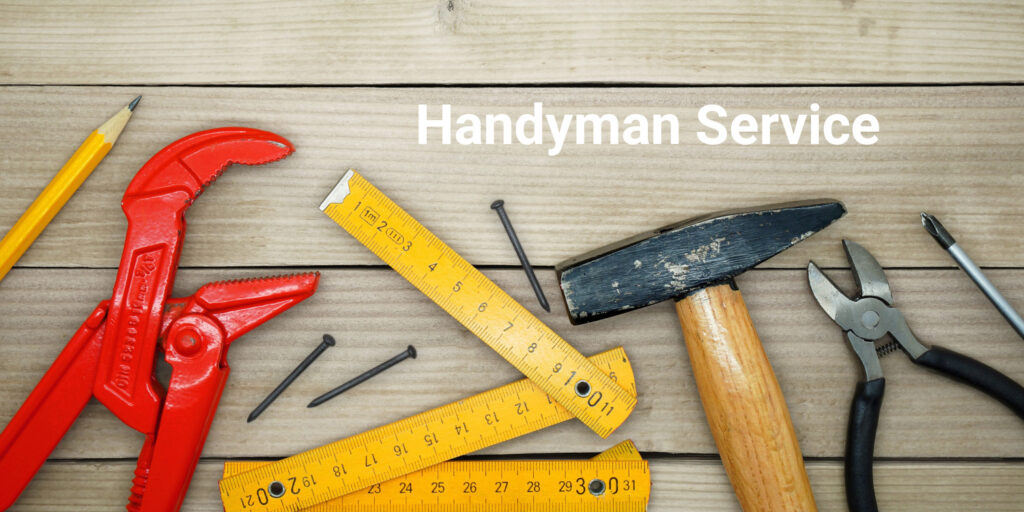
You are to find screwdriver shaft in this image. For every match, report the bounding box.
[922,212,1024,340]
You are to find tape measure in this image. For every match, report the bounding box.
[219,347,636,512]
[223,441,650,511]
[318,170,636,438]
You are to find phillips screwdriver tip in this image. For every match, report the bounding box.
[128,95,142,112]
[920,212,956,249]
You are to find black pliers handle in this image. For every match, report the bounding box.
[808,240,1024,512]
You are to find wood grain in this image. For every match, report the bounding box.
[1,267,1021,460]
[0,1,1022,85]
[677,284,816,511]
[2,2,1021,509]
[12,459,1024,512]
[0,86,1022,270]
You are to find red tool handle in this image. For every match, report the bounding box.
[129,314,231,512]
[0,303,108,510]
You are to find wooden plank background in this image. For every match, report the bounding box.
[0,1,1022,84]
[0,2,1021,511]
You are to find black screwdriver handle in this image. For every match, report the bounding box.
[915,346,1024,419]
[846,378,885,512]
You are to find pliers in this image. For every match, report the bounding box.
[807,240,1024,512]
[0,128,319,511]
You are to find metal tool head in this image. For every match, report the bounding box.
[162,272,321,347]
[556,199,846,324]
[807,240,895,320]
[98,128,295,434]
[808,240,927,379]
[123,127,294,206]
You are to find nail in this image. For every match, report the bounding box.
[491,200,551,312]
[247,334,336,422]
[308,345,417,407]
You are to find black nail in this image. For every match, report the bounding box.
[308,345,417,407]
[247,334,336,422]
[490,200,551,312]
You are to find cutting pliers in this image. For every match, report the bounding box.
[807,240,1024,512]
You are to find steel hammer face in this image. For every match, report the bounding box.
[556,199,846,324]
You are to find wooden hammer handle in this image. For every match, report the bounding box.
[676,282,817,512]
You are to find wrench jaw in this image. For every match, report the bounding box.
[123,128,294,205]
[130,272,319,511]
[161,272,321,356]
[95,128,295,435]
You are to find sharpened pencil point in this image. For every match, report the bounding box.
[128,95,142,112]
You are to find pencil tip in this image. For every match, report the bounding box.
[246,414,256,423]
[307,400,320,408]
[128,95,142,111]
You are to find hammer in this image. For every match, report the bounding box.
[556,200,845,511]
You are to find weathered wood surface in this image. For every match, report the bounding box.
[2,268,1022,461]
[2,3,1023,508]
[1,1,1022,85]
[1,86,1022,271]
[15,459,1024,512]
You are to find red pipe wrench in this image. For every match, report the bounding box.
[0,128,319,511]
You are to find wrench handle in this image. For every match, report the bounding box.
[0,303,107,510]
[133,314,231,512]
[675,282,817,512]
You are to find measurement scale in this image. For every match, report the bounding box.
[318,170,636,438]
[223,441,649,511]
[219,347,635,512]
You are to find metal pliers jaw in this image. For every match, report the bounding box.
[808,239,928,381]
[808,239,1024,512]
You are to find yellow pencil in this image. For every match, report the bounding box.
[0,95,140,283]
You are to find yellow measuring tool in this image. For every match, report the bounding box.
[219,348,635,512]
[318,170,636,438]
[224,441,650,511]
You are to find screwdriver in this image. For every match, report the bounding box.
[922,212,1024,339]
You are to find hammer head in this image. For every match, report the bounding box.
[556,200,846,324]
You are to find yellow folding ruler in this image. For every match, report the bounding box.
[318,170,636,438]
[219,348,635,512]
[224,440,650,511]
